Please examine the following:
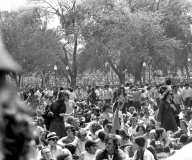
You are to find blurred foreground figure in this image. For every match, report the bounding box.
[0,32,33,160]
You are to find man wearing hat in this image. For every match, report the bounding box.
[37,132,61,159]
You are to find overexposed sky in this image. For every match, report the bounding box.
[0,0,27,11]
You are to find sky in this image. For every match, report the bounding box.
[0,0,27,11]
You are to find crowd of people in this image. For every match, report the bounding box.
[20,80,192,160]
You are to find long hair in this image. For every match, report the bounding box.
[105,134,119,150]
[155,128,165,141]
[56,91,65,102]
[117,86,126,97]
[147,145,158,160]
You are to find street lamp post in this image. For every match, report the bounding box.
[143,62,146,84]
[54,65,57,86]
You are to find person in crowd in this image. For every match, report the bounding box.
[136,125,146,137]
[171,120,188,139]
[133,136,155,160]
[59,126,78,145]
[49,91,67,137]
[104,123,113,134]
[87,87,98,104]
[157,88,178,132]
[37,132,63,160]
[132,86,144,111]
[147,145,158,160]
[178,134,189,149]
[63,92,76,121]
[95,131,106,150]
[181,83,191,108]
[88,122,102,140]
[99,104,113,123]
[71,128,92,156]
[117,86,128,113]
[153,85,161,107]
[150,128,170,159]
[104,85,113,104]
[40,148,54,160]
[26,88,39,115]
[128,117,138,136]
[96,134,126,160]
[79,140,99,160]
[173,85,183,115]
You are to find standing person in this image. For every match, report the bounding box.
[132,87,144,111]
[67,88,77,102]
[63,92,76,121]
[157,88,178,132]
[173,85,183,115]
[117,86,128,113]
[133,136,155,160]
[181,83,191,108]
[95,134,126,160]
[49,91,67,137]
[87,87,98,105]
[104,85,113,104]
[153,85,161,107]
[26,88,39,115]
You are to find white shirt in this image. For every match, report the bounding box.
[181,88,192,99]
[133,149,155,160]
[128,126,137,136]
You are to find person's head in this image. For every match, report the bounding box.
[66,116,74,125]
[91,123,101,134]
[161,89,174,101]
[185,83,189,89]
[133,136,146,150]
[85,141,98,154]
[46,132,58,147]
[66,126,76,138]
[73,118,80,128]
[136,125,146,135]
[155,128,167,141]
[145,124,154,134]
[104,123,113,134]
[98,131,106,142]
[56,150,70,160]
[64,92,69,100]
[41,148,51,160]
[172,85,178,92]
[129,106,136,114]
[103,104,111,113]
[149,129,156,140]
[117,128,130,141]
[139,111,144,119]
[130,117,137,127]
[179,134,189,147]
[56,91,65,101]
[105,134,119,152]
[77,129,87,141]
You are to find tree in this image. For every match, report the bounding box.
[79,0,180,84]
[42,0,87,87]
[0,8,64,87]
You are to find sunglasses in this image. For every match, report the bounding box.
[49,138,58,141]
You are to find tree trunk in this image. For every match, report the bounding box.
[117,74,125,85]
[134,71,141,84]
[71,76,76,87]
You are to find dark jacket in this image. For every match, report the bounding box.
[96,148,126,160]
